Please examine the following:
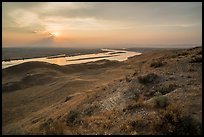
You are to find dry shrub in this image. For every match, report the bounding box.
[138,73,159,84]
[127,113,159,135]
[66,110,82,127]
[124,85,141,101]
[170,54,177,58]
[155,104,202,135]
[123,103,143,114]
[189,55,202,63]
[188,64,195,72]
[150,60,165,68]
[178,52,188,56]
[119,121,133,134]
[154,92,168,108]
[123,94,145,114]
[156,83,178,95]
[125,75,132,82]
[83,105,98,116]
[41,118,63,135]
[197,49,202,55]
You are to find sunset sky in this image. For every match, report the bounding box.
[2,2,202,48]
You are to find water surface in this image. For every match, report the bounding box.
[2,49,142,69]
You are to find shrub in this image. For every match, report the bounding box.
[131,120,147,131]
[170,54,177,58]
[120,121,133,134]
[150,60,165,68]
[189,55,202,63]
[156,83,178,95]
[123,103,143,114]
[83,105,98,116]
[138,73,159,84]
[66,110,81,126]
[125,75,132,82]
[197,49,202,55]
[187,65,194,72]
[154,92,168,108]
[178,52,188,56]
[156,104,202,135]
[124,86,141,101]
[41,118,63,135]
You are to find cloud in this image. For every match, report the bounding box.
[4,3,128,35]
[142,23,200,28]
[32,30,57,38]
[4,2,202,31]
[9,9,40,27]
[45,2,91,10]
[41,16,130,31]
[2,2,202,47]
[32,2,202,25]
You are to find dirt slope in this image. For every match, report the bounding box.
[2,47,202,135]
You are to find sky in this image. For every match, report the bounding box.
[2,2,202,48]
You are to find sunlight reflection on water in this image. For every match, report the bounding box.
[2,49,142,69]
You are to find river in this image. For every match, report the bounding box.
[2,49,142,69]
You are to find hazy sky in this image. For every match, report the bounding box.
[2,2,202,48]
